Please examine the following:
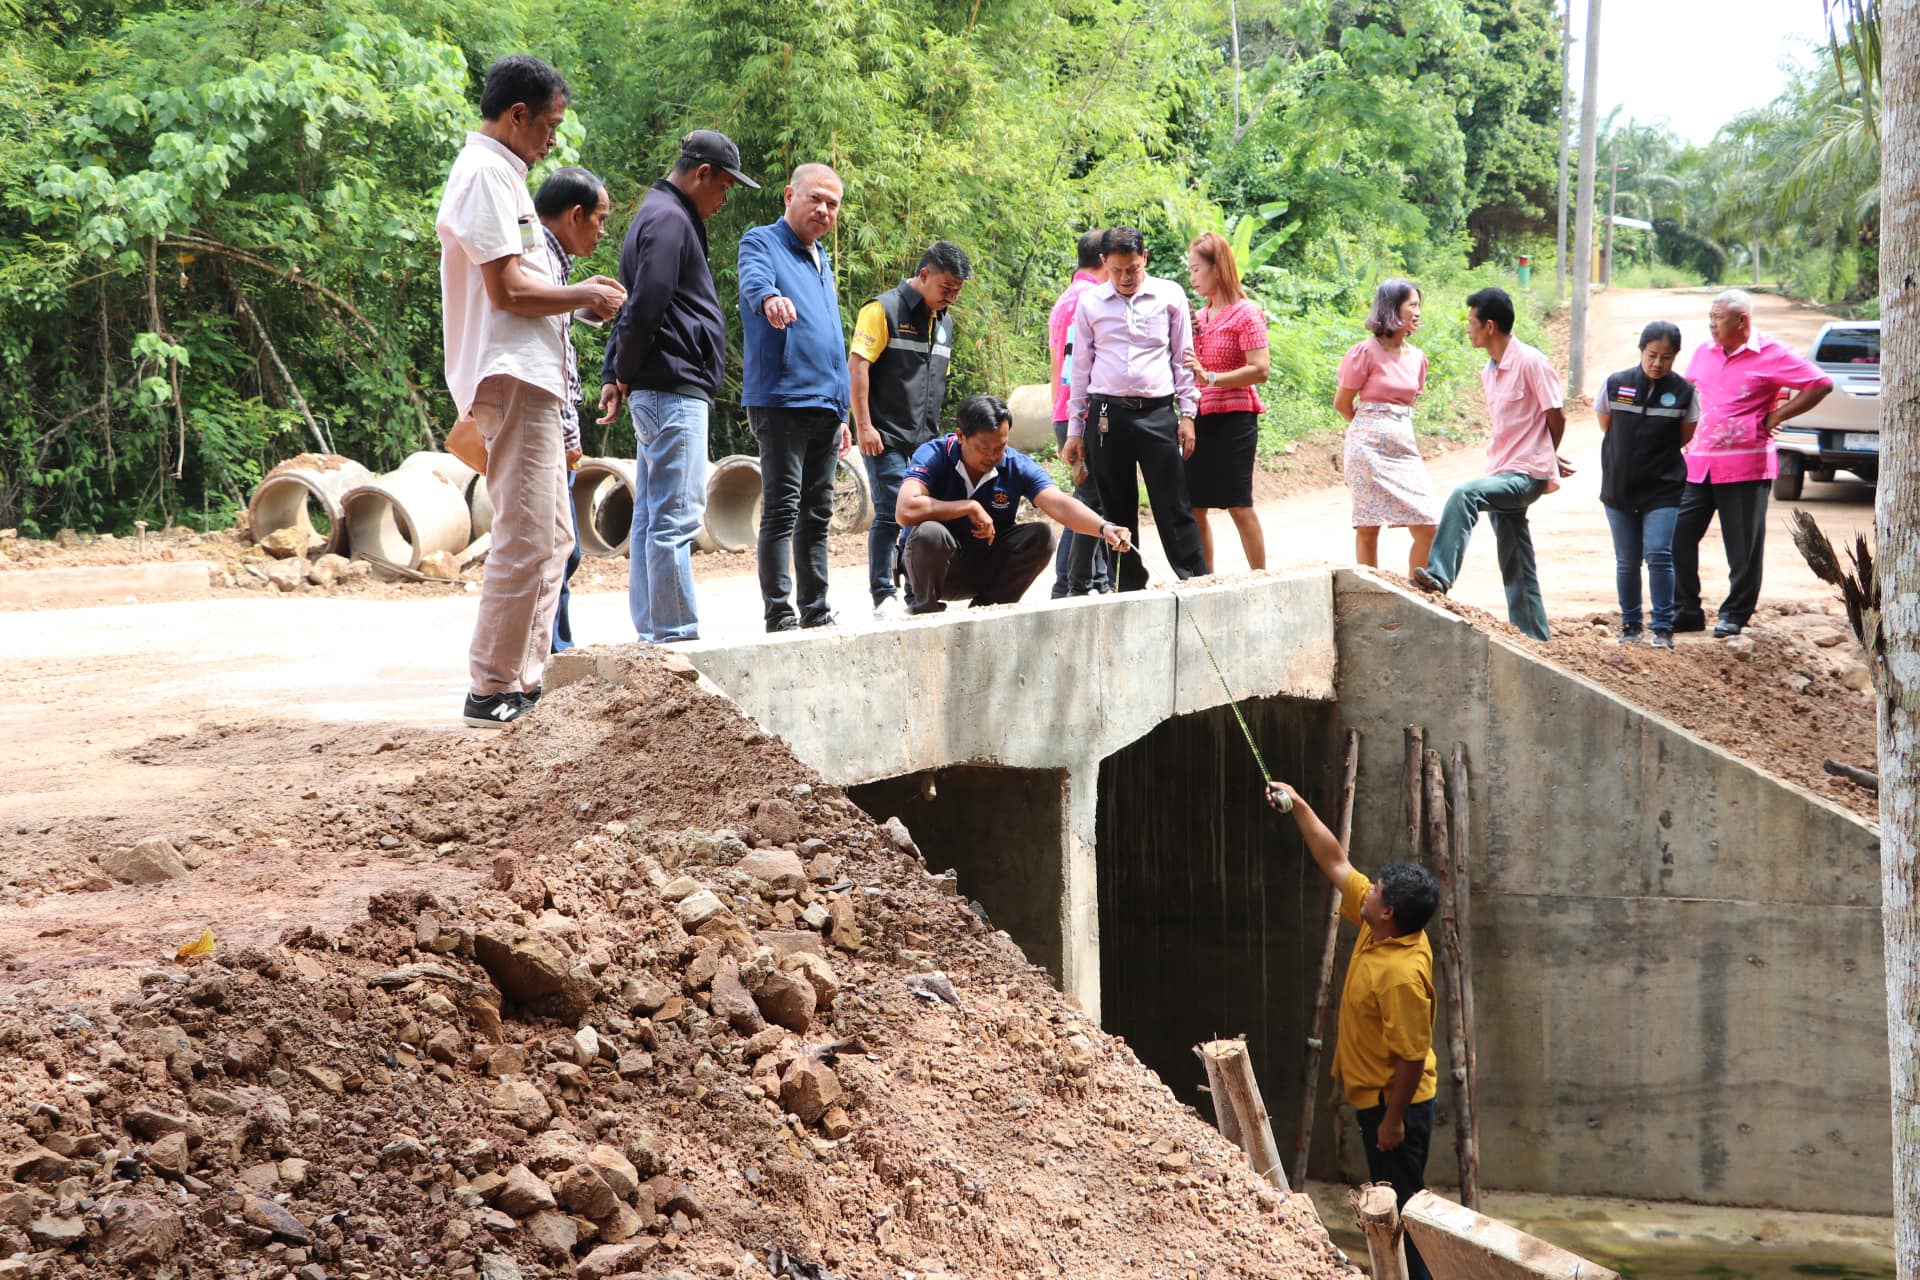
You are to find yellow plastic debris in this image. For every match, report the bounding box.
[176,928,215,960]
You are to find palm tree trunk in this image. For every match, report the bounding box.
[1878,4,1919,1273]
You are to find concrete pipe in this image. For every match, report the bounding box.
[398,450,479,491]
[340,466,473,571]
[467,475,494,541]
[246,454,373,556]
[571,457,638,558]
[829,453,875,536]
[1007,383,1054,453]
[703,454,763,552]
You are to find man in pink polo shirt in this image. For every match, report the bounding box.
[1673,290,1832,637]
[1411,287,1568,640]
[1048,231,1111,596]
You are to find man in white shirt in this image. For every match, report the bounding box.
[435,55,624,727]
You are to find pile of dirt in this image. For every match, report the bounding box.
[0,651,1349,1280]
[1392,577,1880,820]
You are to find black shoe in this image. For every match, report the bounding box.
[1672,614,1707,633]
[1713,620,1745,638]
[462,691,529,729]
[1650,630,1674,649]
[522,685,542,705]
[1409,566,1448,595]
[766,615,799,633]
[1619,626,1644,645]
[799,612,837,630]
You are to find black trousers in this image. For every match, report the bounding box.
[1050,420,1110,596]
[1083,399,1209,591]
[1673,478,1769,628]
[1356,1096,1435,1280]
[902,521,1054,613]
[751,406,840,628]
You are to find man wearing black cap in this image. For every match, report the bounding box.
[597,130,757,643]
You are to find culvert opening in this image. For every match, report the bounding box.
[1095,695,1337,1147]
[847,764,1067,983]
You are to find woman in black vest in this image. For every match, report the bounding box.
[1598,321,1700,649]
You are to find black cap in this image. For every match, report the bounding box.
[678,129,759,189]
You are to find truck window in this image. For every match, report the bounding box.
[1816,329,1880,365]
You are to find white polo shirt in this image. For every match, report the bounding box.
[434,132,566,413]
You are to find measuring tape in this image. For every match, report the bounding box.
[1178,594,1288,809]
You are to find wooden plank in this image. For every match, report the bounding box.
[1292,726,1360,1188]
[1403,1191,1621,1280]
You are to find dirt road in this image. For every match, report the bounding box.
[0,286,1874,981]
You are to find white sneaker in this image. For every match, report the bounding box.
[872,595,906,621]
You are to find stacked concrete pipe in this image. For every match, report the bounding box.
[701,452,875,553]
[246,454,374,555]
[1007,383,1053,452]
[339,451,475,571]
[570,457,638,557]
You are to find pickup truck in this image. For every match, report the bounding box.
[1772,320,1879,500]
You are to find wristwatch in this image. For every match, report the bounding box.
[1205,370,1218,386]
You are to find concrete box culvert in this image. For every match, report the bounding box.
[340,467,473,571]
[246,454,373,556]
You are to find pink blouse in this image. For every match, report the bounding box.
[1195,299,1267,415]
[1338,337,1427,405]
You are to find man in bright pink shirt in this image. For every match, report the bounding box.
[1048,231,1110,596]
[1673,290,1832,637]
[1411,287,1568,640]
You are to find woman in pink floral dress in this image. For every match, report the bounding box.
[1335,278,1440,575]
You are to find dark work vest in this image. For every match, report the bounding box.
[865,279,953,453]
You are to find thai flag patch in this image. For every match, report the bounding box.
[1617,384,1638,401]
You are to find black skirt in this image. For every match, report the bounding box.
[1185,410,1259,508]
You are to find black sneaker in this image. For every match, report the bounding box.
[1619,626,1644,645]
[1713,620,1745,639]
[1650,630,1674,649]
[462,691,529,728]
[799,612,838,630]
[766,615,799,634]
[522,685,542,705]
[1409,566,1448,595]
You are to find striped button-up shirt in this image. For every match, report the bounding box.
[1683,332,1830,484]
[1065,276,1198,437]
[541,224,584,454]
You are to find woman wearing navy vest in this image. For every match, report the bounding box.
[1598,321,1700,648]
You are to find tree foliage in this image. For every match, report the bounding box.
[0,0,1565,533]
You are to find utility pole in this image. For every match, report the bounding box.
[1604,138,1619,286]
[1556,0,1572,302]
[1570,0,1601,399]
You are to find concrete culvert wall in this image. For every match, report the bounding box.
[572,458,637,557]
[246,455,372,555]
[848,765,1070,983]
[340,466,472,571]
[1095,696,1336,1124]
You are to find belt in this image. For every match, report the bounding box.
[1095,394,1176,412]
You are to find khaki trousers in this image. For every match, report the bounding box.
[468,374,572,696]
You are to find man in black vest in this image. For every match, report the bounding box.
[849,241,970,620]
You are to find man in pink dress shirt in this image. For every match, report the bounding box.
[1048,231,1112,596]
[1411,287,1568,640]
[1673,290,1832,637]
[1059,226,1210,590]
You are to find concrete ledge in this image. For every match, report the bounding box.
[0,562,215,609]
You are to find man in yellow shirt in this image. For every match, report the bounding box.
[1268,779,1439,1280]
[848,242,969,618]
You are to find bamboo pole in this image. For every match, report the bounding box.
[1449,743,1482,1205]
[1401,726,1424,861]
[1292,728,1360,1189]
[1196,1044,1244,1150]
[1424,750,1478,1211]
[1351,1183,1411,1280]
[1200,1038,1289,1191]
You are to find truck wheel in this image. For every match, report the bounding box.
[1773,454,1805,501]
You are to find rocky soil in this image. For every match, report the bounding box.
[0,652,1349,1280]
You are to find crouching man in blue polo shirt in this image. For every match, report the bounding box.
[896,393,1130,614]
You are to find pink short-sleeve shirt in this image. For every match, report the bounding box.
[1683,332,1833,483]
[1481,338,1564,491]
[1196,299,1268,415]
[1338,337,1427,405]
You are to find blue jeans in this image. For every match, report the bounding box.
[1603,504,1679,632]
[551,471,582,653]
[626,389,708,643]
[1423,471,1551,641]
[864,447,911,605]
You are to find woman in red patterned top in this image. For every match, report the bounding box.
[1183,233,1270,571]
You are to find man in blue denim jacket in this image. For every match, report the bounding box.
[738,164,852,632]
